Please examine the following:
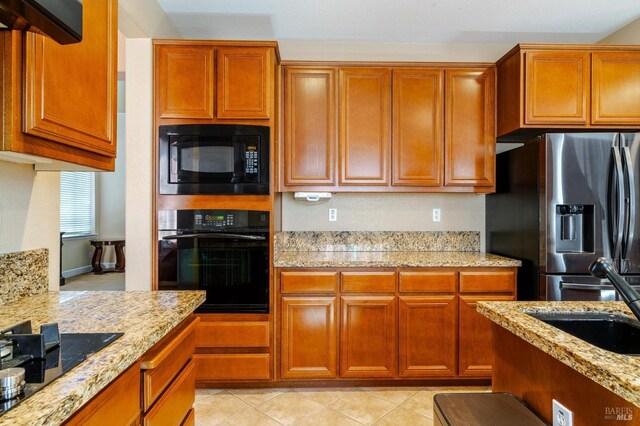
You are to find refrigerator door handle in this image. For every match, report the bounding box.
[622,145,636,266]
[610,147,625,261]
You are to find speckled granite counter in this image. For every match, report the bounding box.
[478,301,640,408]
[274,250,521,268]
[0,249,48,305]
[0,290,205,426]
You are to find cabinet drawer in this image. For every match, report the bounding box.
[341,271,396,292]
[399,271,457,292]
[65,362,141,426]
[459,270,516,293]
[281,271,339,293]
[143,360,196,426]
[141,317,198,411]
[194,353,271,380]
[195,321,269,348]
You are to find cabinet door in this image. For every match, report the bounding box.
[155,45,215,119]
[217,47,272,119]
[459,294,515,377]
[445,68,495,187]
[23,0,117,157]
[339,68,391,186]
[392,69,444,186]
[283,68,337,186]
[592,51,640,125]
[524,50,590,125]
[399,295,457,377]
[340,296,396,378]
[281,297,338,379]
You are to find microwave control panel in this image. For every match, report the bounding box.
[244,148,259,178]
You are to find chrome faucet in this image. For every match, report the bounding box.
[589,257,640,322]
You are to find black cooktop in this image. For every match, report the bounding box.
[0,332,123,414]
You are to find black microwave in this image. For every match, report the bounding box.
[159,124,270,195]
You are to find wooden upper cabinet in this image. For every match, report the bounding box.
[217,47,272,119]
[0,0,117,170]
[156,45,215,119]
[283,68,337,186]
[445,68,495,187]
[392,69,444,186]
[591,51,640,125]
[339,68,391,185]
[497,45,640,138]
[524,50,590,125]
[22,0,117,159]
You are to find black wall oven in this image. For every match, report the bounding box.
[158,209,269,313]
[159,124,270,195]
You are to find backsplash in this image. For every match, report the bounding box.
[275,231,480,253]
[0,249,48,304]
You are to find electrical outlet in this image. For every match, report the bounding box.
[432,208,441,222]
[553,399,573,426]
[329,208,338,222]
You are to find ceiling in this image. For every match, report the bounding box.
[156,0,640,45]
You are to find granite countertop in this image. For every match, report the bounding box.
[0,290,205,426]
[478,301,640,408]
[274,251,521,268]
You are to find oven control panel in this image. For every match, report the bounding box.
[188,209,269,231]
[195,213,235,227]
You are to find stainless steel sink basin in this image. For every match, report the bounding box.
[528,313,640,356]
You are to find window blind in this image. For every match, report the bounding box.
[60,172,96,238]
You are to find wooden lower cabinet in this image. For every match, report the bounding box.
[340,296,397,378]
[194,315,272,382]
[277,267,517,382]
[281,297,338,379]
[194,353,271,380]
[64,362,141,425]
[398,295,457,377]
[458,295,515,377]
[66,316,199,425]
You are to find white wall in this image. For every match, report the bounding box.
[96,112,127,265]
[281,193,486,248]
[124,38,153,291]
[0,162,60,290]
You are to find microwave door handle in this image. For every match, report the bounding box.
[162,233,266,241]
[559,282,640,291]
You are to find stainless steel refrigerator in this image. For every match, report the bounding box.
[486,133,640,301]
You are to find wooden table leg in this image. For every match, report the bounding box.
[115,242,126,272]
[91,242,104,274]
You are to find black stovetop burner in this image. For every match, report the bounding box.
[0,320,122,415]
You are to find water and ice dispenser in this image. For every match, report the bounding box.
[555,204,594,253]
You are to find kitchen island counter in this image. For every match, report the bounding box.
[478,301,640,411]
[274,250,521,268]
[0,290,205,426]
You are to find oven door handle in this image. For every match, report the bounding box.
[560,282,640,291]
[162,233,266,241]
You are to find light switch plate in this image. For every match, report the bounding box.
[553,399,573,426]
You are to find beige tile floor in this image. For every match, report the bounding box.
[61,272,125,291]
[194,386,490,426]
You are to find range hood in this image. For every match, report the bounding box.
[0,0,82,45]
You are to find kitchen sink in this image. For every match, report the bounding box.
[528,313,640,356]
